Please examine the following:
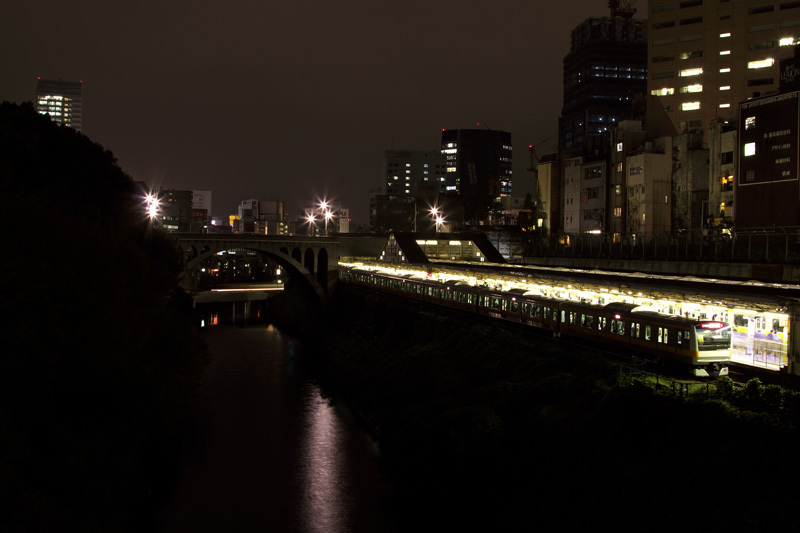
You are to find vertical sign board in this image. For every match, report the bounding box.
[738,91,800,228]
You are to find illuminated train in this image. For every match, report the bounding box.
[341,266,732,378]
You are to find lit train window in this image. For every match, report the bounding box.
[645,325,652,341]
[598,317,607,330]
[632,323,640,338]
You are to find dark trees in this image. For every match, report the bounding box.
[0,102,207,531]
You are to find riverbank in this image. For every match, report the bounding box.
[322,284,800,531]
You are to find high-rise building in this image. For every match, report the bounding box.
[35,78,83,132]
[384,150,447,196]
[559,13,647,159]
[440,128,512,198]
[647,0,800,136]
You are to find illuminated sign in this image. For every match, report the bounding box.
[738,91,799,186]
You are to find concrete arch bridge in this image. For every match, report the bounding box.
[174,234,339,305]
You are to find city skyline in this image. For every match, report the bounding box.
[1,0,613,222]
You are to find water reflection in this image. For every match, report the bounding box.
[301,392,345,532]
[160,325,396,532]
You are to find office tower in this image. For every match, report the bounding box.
[648,0,800,136]
[440,128,512,198]
[560,12,648,159]
[383,150,447,196]
[35,78,83,132]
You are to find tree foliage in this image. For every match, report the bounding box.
[0,102,207,531]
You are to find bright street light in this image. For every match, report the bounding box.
[306,213,316,236]
[145,193,159,220]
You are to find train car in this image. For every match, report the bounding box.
[340,266,731,377]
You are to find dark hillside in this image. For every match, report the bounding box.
[0,103,207,531]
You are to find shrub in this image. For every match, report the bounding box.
[763,384,784,411]
[714,375,735,399]
[740,378,765,409]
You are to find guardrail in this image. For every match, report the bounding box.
[524,226,800,264]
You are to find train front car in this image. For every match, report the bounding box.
[691,320,732,378]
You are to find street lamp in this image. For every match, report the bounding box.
[324,210,333,236]
[430,206,442,233]
[306,212,316,236]
[145,193,159,220]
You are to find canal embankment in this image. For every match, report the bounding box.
[320,283,800,531]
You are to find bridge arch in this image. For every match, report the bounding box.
[175,235,339,308]
[304,248,316,275]
[317,248,329,291]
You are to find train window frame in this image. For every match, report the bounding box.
[645,324,652,341]
[598,316,607,331]
[611,319,626,336]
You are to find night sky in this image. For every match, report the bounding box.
[2,0,619,223]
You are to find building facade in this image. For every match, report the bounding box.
[626,137,673,236]
[560,14,648,160]
[440,128,512,198]
[648,0,800,136]
[537,154,561,233]
[384,150,447,196]
[35,78,83,132]
[737,90,800,228]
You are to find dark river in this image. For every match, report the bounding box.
[158,323,402,532]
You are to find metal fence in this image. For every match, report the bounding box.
[618,365,716,399]
[523,227,800,264]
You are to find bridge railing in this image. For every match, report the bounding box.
[523,227,800,264]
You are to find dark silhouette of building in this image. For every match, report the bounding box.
[559,14,647,160]
[441,128,512,198]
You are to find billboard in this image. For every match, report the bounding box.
[738,91,799,187]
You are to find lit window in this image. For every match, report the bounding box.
[616,142,623,152]
[720,32,731,38]
[744,142,756,156]
[720,85,731,91]
[780,37,796,46]
[680,84,703,93]
[720,67,731,73]
[681,101,701,111]
[679,68,703,77]
[748,58,775,69]
[650,87,675,95]
[719,103,731,108]
[746,116,756,129]
[720,50,731,55]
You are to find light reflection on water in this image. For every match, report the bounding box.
[301,392,345,532]
[160,324,396,532]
